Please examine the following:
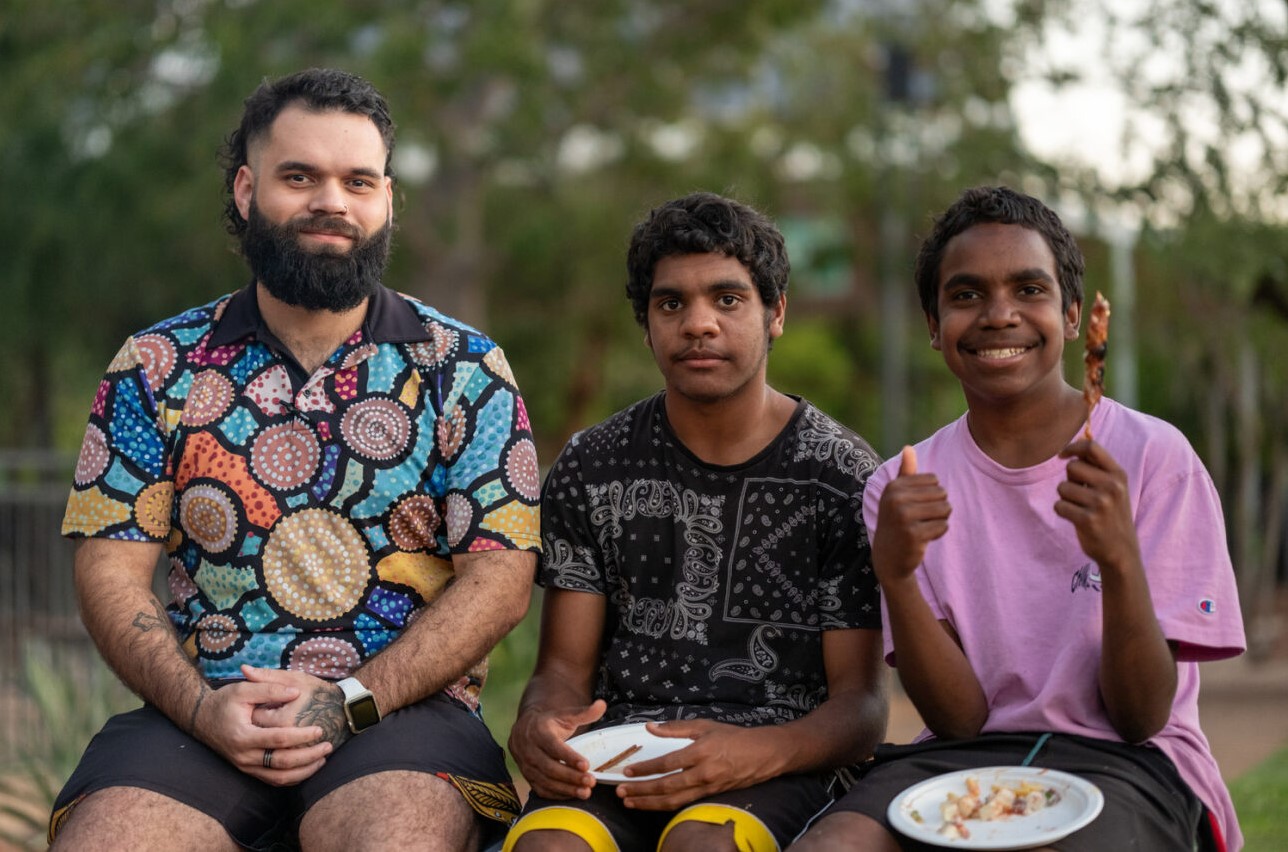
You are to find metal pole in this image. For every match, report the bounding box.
[1107,229,1137,408]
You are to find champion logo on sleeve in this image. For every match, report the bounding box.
[1197,598,1217,615]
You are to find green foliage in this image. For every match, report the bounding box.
[7,0,1286,458]
[0,642,139,850]
[5,0,1287,669]
[1229,746,1288,850]
[480,591,543,780]
[769,317,865,426]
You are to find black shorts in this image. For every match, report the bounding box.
[50,692,520,851]
[821,732,1217,851]
[515,770,847,852]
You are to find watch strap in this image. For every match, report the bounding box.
[336,676,381,733]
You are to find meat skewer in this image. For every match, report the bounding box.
[1082,292,1111,440]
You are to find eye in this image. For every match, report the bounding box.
[286,173,311,185]
[657,297,681,312]
[717,294,740,307]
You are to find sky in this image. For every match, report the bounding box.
[1009,0,1287,216]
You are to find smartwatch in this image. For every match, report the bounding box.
[336,676,382,734]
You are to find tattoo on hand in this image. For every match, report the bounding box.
[296,685,352,748]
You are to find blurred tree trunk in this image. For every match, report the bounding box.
[1231,341,1262,643]
[554,320,611,456]
[1250,443,1288,660]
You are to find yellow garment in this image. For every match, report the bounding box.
[657,803,778,852]
[503,806,619,852]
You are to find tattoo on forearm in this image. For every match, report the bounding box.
[131,600,189,659]
[131,605,170,633]
[296,685,353,748]
[188,687,209,735]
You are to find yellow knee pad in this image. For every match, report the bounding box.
[657,803,778,852]
[503,806,620,852]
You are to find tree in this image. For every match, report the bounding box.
[6,2,1286,642]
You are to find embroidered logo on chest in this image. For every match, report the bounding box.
[1070,562,1103,594]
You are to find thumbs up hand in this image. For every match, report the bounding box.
[899,444,918,476]
[872,446,951,587]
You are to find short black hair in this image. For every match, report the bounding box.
[625,192,790,326]
[914,186,1085,320]
[220,68,396,237]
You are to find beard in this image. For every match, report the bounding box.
[241,202,393,312]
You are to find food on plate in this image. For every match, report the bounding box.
[593,744,643,773]
[1082,291,1111,440]
[937,775,1061,839]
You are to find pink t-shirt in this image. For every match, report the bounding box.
[863,398,1246,848]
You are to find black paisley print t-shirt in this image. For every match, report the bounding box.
[539,392,882,727]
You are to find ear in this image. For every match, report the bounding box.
[233,165,255,221]
[768,294,787,340]
[1064,298,1082,341]
[927,313,942,351]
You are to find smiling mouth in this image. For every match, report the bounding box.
[971,346,1029,360]
[293,215,361,242]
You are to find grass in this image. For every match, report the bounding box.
[1229,746,1288,850]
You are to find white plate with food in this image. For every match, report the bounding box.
[566,722,693,783]
[887,766,1103,849]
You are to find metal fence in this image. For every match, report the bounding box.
[0,450,96,761]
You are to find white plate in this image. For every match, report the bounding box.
[566,722,694,784]
[887,766,1104,850]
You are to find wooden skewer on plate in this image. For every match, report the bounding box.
[593,744,642,773]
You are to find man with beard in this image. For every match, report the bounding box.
[50,68,540,852]
[504,193,888,852]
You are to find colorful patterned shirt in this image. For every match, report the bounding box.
[540,393,882,727]
[63,284,541,708]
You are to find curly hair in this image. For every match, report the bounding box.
[914,186,1085,320]
[220,68,396,237]
[625,192,790,326]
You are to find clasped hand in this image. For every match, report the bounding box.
[193,664,340,786]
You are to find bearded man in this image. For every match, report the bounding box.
[51,68,540,852]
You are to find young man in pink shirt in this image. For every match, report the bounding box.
[794,186,1245,851]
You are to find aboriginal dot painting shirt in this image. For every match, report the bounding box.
[539,393,882,727]
[63,284,541,710]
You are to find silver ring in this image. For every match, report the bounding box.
[263,749,274,768]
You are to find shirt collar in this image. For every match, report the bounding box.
[209,283,432,348]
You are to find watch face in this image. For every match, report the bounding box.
[348,695,381,732]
